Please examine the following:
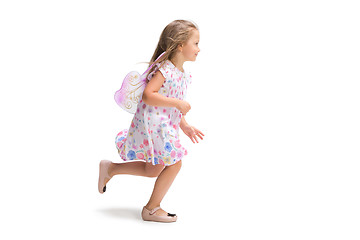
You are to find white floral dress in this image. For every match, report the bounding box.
[115,60,192,166]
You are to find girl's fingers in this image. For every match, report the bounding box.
[191,129,198,143]
[193,135,199,143]
[197,130,204,136]
[193,129,204,140]
[188,133,195,143]
[186,127,204,143]
[189,133,197,144]
[193,127,205,137]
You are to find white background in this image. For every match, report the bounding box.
[1,0,359,239]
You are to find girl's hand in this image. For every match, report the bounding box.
[181,125,205,143]
[175,100,191,115]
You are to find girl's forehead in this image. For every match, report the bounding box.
[190,29,200,40]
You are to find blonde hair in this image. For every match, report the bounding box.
[146,20,198,81]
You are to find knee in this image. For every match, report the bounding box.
[145,165,164,178]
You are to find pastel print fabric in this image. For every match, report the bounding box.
[115,60,192,166]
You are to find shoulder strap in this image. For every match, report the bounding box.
[143,51,166,75]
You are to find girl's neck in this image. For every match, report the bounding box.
[170,54,185,73]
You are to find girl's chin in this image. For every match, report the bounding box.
[185,58,196,62]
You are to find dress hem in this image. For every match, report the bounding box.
[118,153,183,166]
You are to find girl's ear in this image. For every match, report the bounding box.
[177,44,183,52]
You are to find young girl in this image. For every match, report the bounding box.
[98,20,204,223]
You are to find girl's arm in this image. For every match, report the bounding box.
[142,71,191,115]
[142,71,179,108]
[180,116,205,143]
[180,115,189,129]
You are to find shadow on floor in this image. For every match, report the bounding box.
[96,207,141,221]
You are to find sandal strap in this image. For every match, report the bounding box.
[149,207,161,215]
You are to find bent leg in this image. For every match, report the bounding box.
[108,161,164,178]
[145,160,182,211]
[145,162,165,177]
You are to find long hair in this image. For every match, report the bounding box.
[146,20,198,81]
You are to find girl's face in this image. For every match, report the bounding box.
[181,29,200,61]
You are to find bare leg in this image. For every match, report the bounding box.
[145,160,182,216]
[102,161,164,186]
[109,161,164,177]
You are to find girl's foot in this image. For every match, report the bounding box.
[141,206,177,223]
[98,160,112,194]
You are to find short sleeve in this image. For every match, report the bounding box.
[158,62,170,80]
[158,67,167,80]
[146,61,169,82]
